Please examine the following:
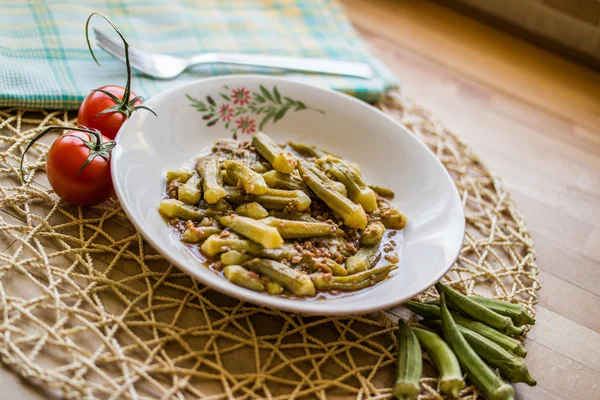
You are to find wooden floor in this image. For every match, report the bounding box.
[2,0,599,398]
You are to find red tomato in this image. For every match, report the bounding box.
[77,85,141,140]
[46,130,114,206]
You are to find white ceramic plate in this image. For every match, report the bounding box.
[111,75,464,315]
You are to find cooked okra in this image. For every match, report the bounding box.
[235,202,269,219]
[161,132,407,297]
[178,172,202,205]
[197,157,227,204]
[252,132,297,173]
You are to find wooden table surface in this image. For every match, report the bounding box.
[2,0,599,398]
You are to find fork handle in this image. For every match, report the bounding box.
[186,53,373,79]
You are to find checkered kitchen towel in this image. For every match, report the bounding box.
[0,0,398,110]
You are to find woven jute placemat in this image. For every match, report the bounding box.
[0,93,540,399]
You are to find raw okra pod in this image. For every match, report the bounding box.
[469,296,535,326]
[411,327,464,397]
[436,283,523,335]
[439,295,515,400]
[394,320,422,400]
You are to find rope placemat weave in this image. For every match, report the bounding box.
[0,93,540,399]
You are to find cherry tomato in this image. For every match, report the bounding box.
[78,85,141,140]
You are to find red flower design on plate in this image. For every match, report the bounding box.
[231,87,251,106]
[236,116,256,134]
[219,103,234,122]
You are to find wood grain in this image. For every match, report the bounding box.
[1,0,599,398]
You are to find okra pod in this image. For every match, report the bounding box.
[360,221,386,246]
[197,158,227,204]
[312,264,396,290]
[298,161,367,229]
[223,265,265,292]
[420,320,536,386]
[167,168,194,183]
[268,210,320,223]
[222,159,269,195]
[287,142,326,158]
[181,226,221,243]
[244,258,315,296]
[439,295,515,400]
[262,217,336,239]
[345,245,381,275]
[469,296,535,326]
[369,184,395,199]
[262,170,308,192]
[158,199,216,221]
[394,320,422,400]
[436,283,523,335]
[252,132,297,173]
[265,279,283,295]
[224,187,311,212]
[235,202,269,219]
[219,215,283,249]
[321,158,377,212]
[220,250,254,265]
[372,206,407,230]
[411,327,464,397]
[404,301,527,357]
[178,172,202,205]
[309,166,347,196]
[201,234,299,260]
[221,168,236,186]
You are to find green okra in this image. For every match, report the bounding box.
[298,161,367,229]
[268,210,320,223]
[262,217,336,239]
[219,215,283,249]
[181,226,221,243]
[404,301,527,357]
[309,166,347,196]
[320,157,377,212]
[312,264,396,290]
[287,142,327,158]
[439,295,515,400]
[369,184,395,199]
[360,221,386,246]
[345,245,381,275]
[436,283,523,335]
[372,206,407,230]
[197,157,227,204]
[224,186,311,212]
[159,199,217,221]
[221,250,254,265]
[178,172,202,205]
[265,279,283,295]
[201,234,299,260]
[394,320,422,400]
[469,296,535,326]
[420,320,536,386]
[244,258,315,296]
[262,170,308,192]
[223,265,265,292]
[411,327,464,397]
[252,132,297,173]
[222,159,269,195]
[235,202,269,219]
[167,168,194,183]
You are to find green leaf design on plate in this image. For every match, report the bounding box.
[273,86,282,105]
[260,85,274,103]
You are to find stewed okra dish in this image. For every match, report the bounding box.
[158,132,407,297]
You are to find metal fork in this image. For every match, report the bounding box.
[94,29,374,80]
